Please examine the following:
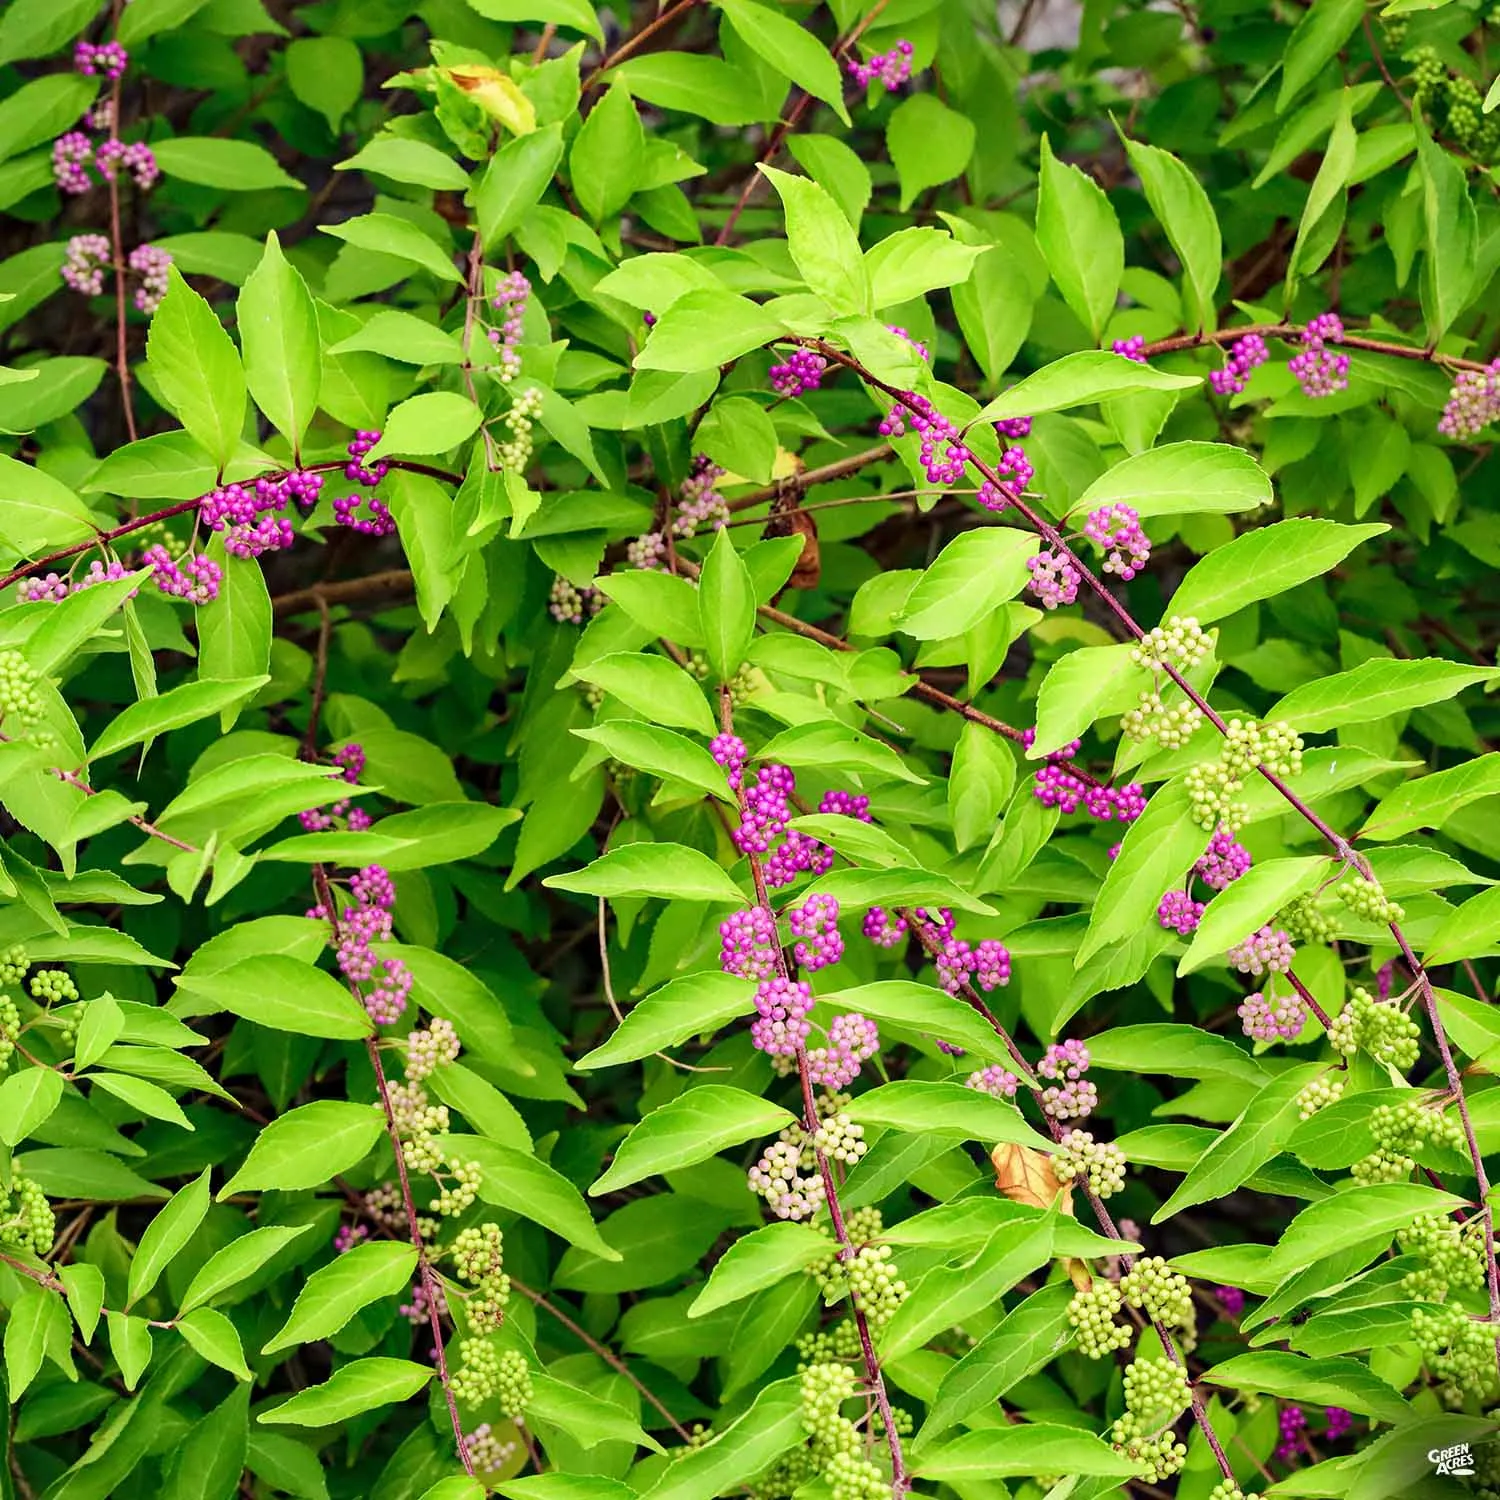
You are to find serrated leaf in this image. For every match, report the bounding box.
[543,843,744,905]
[1179,856,1330,975]
[263,1242,418,1354]
[173,955,373,1039]
[218,1101,384,1199]
[128,1168,211,1307]
[576,972,757,1070]
[259,1357,432,1425]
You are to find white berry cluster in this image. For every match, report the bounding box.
[812,1111,868,1166]
[1121,689,1204,749]
[406,1016,462,1080]
[496,385,542,471]
[1052,1129,1127,1198]
[384,1078,481,1226]
[1186,718,1303,831]
[1130,616,1215,671]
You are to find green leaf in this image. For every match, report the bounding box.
[321,214,462,284]
[365,804,519,872]
[1290,90,1357,278]
[0,1067,63,1147]
[1122,135,1222,332]
[886,94,975,210]
[218,1101,384,1199]
[263,1242,418,1354]
[366,392,481,461]
[1031,643,1146,758]
[476,124,565,250]
[197,544,272,720]
[590,1085,797,1194]
[804,865,996,918]
[237,233,320,451]
[175,1307,252,1382]
[697,396,777,484]
[1086,1023,1268,1081]
[59,1262,105,1342]
[915,1423,1140,1482]
[759,166,869,315]
[173,955,373,1040]
[635,1378,801,1500]
[571,652,716,736]
[544,843,744,905]
[1078,779,1208,964]
[576,972,756,1070]
[1264,1183,1465,1283]
[429,1063,532,1152]
[1067,441,1272,521]
[0,454,96,554]
[285,35,364,132]
[152,137,302,192]
[894,528,1036,639]
[1417,119,1478,345]
[1179,856,1330,975]
[91,1073,194,1131]
[636,289,785,373]
[128,1168,211,1306]
[0,0,107,66]
[1268,658,1500,734]
[1036,135,1122,340]
[570,82,645,223]
[948,720,1016,853]
[26,569,148,676]
[178,1224,317,1315]
[338,137,470,192]
[1361,754,1500,841]
[106,1311,153,1390]
[846,1080,1051,1150]
[883,1219,1054,1361]
[689,1222,831,1318]
[1278,0,1367,113]
[259,1357,432,1426]
[717,0,847,123]
[975,350,1200,424]
[526,1372,660,1453]
[89,677,270,761]
[1201,1351,1411,1424]
[864,227,980,308]
[697,527,757,682]
[499,1480,633,1500]
[145,268,247,471]
[467,1141,621,1261]
[467,0,603,39]
[819,980,1013,1065]
[918,1283,1075,1442]
[1154,1066,1323,1221]
[164,1383,250,1495]
[1169,519,1387,625]
[1426,885,1500,965]
[755,721,924,785]
[6,1284,69,1400]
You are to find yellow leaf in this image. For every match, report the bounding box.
[445,66,536,136]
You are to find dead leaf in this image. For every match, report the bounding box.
[990,1141,1073,1214]
[444,66,536,136]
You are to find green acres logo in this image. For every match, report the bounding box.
[1429,1443,1476,1478]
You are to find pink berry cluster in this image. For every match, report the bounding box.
[673,454,728,538]
[788,893,843,971]
[847,40,915,90]
[1238,989,1306,1043]
[333,1223,368,1253]
[300,744,371,832]
[1227,924,1296,977]
[75,40,128,77]
[60,235,110,295]
[1038,1038,1096,1121]
[488,270,529,383]
[711,732,746,789]
[720,905,779,980]
[1111,335,1147,363]
[965,1065,1019,1099]
[337,432,396,535]
[913,909,1012,999]
[807,1011,879,1088]
[1025,734,1145,824]
[1156,888,1204,936]
[17,558,132,603]
[1438,359,1500,439]
[877,391,968,485]
[127,244,170,313]
[309,862,412,1025]
[1194,828,1252,890]
[750,975,813,1056]
[1289,313,1348,398]
[1083,503,1151,580]
[768,349,826,397]
[1210,332,1268,396]
[141,544,221,604]
[53,130,157,196]
[1026,548,1080,609]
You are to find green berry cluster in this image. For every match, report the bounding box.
[0,994,17,1069]
[1121,1356,1191,1426]
[1410,47,1500,162]
[1067,1279,1132,1358]
[1351,1149,1413,1185]
[1411,1302,1500,1404]
[0,1174,55,1255]
[452,1341,531,1415]
[1130,616,1215,671]
[1337,875,1405,924]
[1398,1212,1486,1299]
[1110,1421,1187,1483]
[796,1362,888,1500]
[1121,1256,1194,1329]
[29,969,78,1007]
[1277,893,1337,945]
[1052,1129,1127,1198]
[0,944,29,987]
[1121,689,1203,749]
[1372,1094,1464,1156]
[0,650,45,729]
[1328,987,1420,1070]
[796,1320,863,1368]
[1296,1070,1346,1119]
[452,1223,511,1332]
[1185,719,1303,831]
[1209,1482,1247,1500]
[814,1243,908,1329]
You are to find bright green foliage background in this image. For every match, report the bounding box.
[1,0,1499,1498]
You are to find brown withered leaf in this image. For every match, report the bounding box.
[990,1141,1092,1289]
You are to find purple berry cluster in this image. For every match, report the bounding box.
[847,38,914,90]
[1111,335,1147,363]
[1228,924,1295,977]
[1238,990,1306,1043]
[488,270,529,383]
[61,235,110,295]
[912,910,1012,999]
[807,1011,879,1088]
[1438,359,1500,438]
[711,732,746,789]
[97,138,159,191]
[733,763,794,854]
[1024,735,1145,825]
[1156,888,1204,935]
[75,40,128,77]
[300,744,371,832]
[750,975,813,1056]
[1325,1407,1353,1442]
[1083,503,1151,580]
[1209,332,1268,396]
[884,324,930,361]
[141,544,221,604]
[309,862,411,1025]
[17,558,132,603]
[1276,1404,1306,1462]
[768,349,826,398]
[199,473,319,561]
[52,123,157,197]
[337,432,395,534]
[333,1223,368,1253]
[673,454,728,538]
[788,893,843,971]
[1215,1284,1245,1318]
[720,905,779,980]
[1194,828,1252,890]
[1026,547,1080,609]
[1288,313,1349,398]
[1038,1038,1096,1121]
[861,907,907,948]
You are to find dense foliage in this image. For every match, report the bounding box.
[2,0,1500,1497]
